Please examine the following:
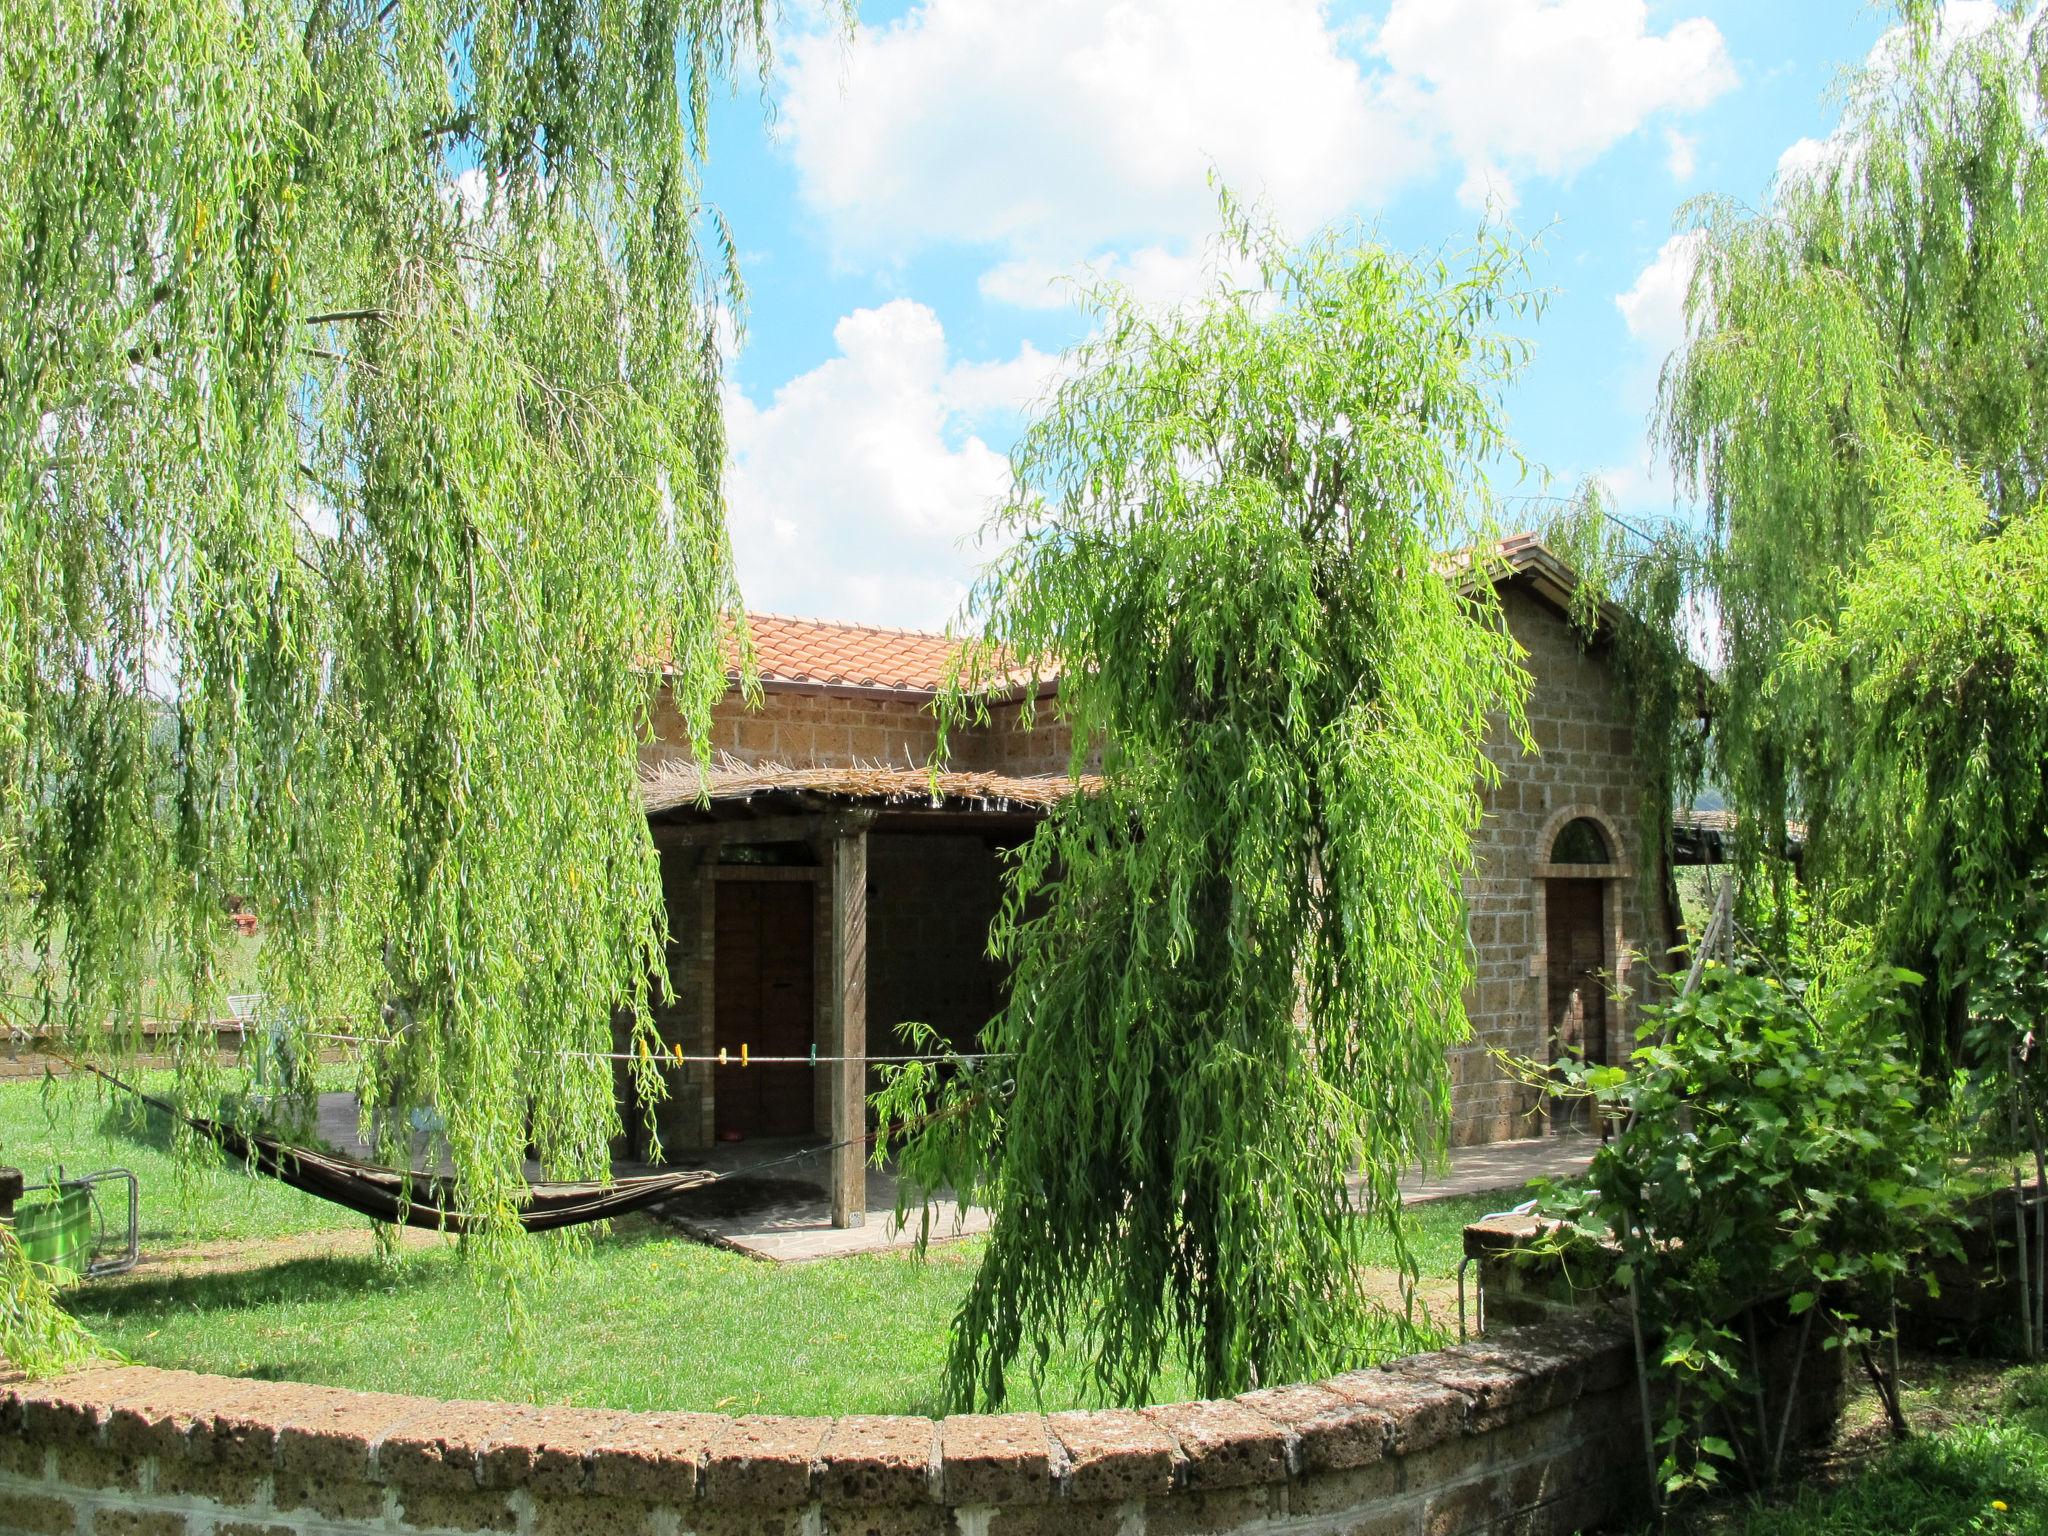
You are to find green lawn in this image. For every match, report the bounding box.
[10,1075,1520,1413]
[0,1070,346,1245]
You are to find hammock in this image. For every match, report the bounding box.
[94,1067,719,1234]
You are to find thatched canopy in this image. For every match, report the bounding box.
[639,757,1099,819]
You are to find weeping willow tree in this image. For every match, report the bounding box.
[879,202,1535,1409]
[0,0,815,1353]
[1553,0,2048,1060]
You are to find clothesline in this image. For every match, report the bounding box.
[302,1028,1008,1067]
[1,996,1010,1067]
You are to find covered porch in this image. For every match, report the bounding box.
[634,761,1089,1228]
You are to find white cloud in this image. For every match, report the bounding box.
[1665,128,1698,182]
[781,0,1734,304]
[976,259,1082,313]
[1774,134,1834,187]
[781,0,1420,268]
[1375,0,1737,211]
[1592,451,1677,516]
[724,300,1055,627]
[942,340,1062,419]
[977,244,1265,313]
[1455,162,1520,218]
[1600,232,1708,547]
[1614,231,1702,356]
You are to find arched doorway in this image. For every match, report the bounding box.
[1543,816,1614,1130]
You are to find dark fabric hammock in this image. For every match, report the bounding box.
[97,1067,718,1234]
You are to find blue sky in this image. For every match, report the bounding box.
[693,0,1897,630]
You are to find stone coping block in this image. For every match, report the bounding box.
[0,1318,1653,1536]
[1140,1401,1287,1490]
[1046,1409,1178,1501]
[1461,1213,1566,1259]
[819,1416,937,1505]
[938,1412,1059,1505]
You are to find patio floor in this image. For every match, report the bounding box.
[651,1136,989,1262]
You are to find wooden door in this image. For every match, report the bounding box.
[714,881,816,1139]
[1546,878,1609,1070]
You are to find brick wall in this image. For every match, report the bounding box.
[641,684,1084,778]
[1452,585,1674,1147]
[948,696,1081,776]
[0,1316,1659,1536]
[646,689,942,771]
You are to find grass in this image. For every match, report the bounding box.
[0,1070,347,1245]
[1716,1423,2048,1535]
[64,1195,1514,1416]
[9,1075,1525,1413]
[1674,1357,2048,1536]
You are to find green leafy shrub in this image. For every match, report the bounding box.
[1538,964,1963,1498]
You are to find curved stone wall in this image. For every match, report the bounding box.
[0,1317,1647,1536]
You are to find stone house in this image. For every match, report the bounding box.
[632,535,1677,1223]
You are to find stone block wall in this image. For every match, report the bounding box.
[646,689,943,772]
[641,683,1081,779]
[1899,1181,2046,1351]
[1453,584,1675,1146]
[1463,1216,1849,1479]
[948,696,1083,777]
[0,1316,1656,1536]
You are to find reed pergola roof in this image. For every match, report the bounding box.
[638,758,1099,819]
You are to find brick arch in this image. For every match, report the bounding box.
[1530,803,1630,882]
[1529,805,1633,1091]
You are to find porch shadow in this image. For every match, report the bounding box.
[650,1134,991,1262]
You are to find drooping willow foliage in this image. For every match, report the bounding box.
[883,202,1536,1409]
[1534,485,1709,917]
[1560,1,2048,1061]
[0,0,809,1317]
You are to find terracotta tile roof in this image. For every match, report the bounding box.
[720,614,981,695]
[705,534,1572,698]
[640,759,1097,816]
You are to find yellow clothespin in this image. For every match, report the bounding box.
[637,1039,650,1064]
[671,1042,685,1066]
[741,1042,750,1067]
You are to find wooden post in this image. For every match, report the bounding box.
[829,822,870,1228]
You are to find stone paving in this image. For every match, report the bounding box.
[1393,1128,1599,1207]
[651,1136,991,1263]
